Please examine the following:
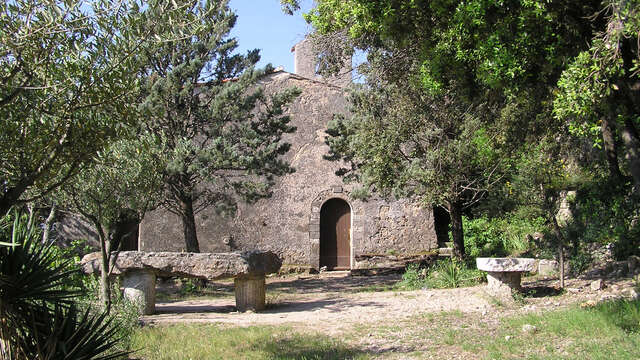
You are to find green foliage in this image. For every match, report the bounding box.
[54,132,164,305]
[569,251,593,275]
[511,290,528,305]
[396,260,484,291]
[311,0,603,260]
[553,0,640,192]
[48,239,96,292]
[395,263,428,290]
[55,133,163,243]
[326,66,506,207]
[139,0,301,251]
[179,278,203,297]
[306,0,598,94]
[463,215,545,258]
[280,0,301,15]
[0,0,201,215]
[594,299,640,334]
[0,214,130,359]
[554,1,640,134]
[19,304,128,360]
[102,280,144,354]
[564,176,639,260]
[427,259,485,289]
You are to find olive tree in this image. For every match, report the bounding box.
[0,0,203,215]
[55,133,163,309]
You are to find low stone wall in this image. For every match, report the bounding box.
[353,252,437,270]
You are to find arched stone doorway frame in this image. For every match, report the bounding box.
[309,187,364,270]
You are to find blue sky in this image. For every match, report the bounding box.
[229,0,314,73]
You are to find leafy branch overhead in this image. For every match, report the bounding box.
[308,0,633,258]
[0,0,214,216]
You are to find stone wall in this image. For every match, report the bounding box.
[139,70,438,269]
[55,211,100,249]
[292,38,352,88]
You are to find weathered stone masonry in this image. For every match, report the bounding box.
[136,39,440,270]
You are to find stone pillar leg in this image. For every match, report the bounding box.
[234,275,265,312]
[486,271,523,296]
[122,270,156,315]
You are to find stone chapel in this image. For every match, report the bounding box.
[60,39,448,272]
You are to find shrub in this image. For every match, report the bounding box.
[569,250,593,274]
[0,212,131,359]
[568,178,639,260]
[395,259,485,290]
[463,215,545,258]
[426,259,485,289]
[395,263,427,290]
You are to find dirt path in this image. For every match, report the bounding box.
[141,272,638,336]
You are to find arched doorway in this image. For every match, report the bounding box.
[320,198,351,270]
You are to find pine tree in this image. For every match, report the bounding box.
[139,0,300,252]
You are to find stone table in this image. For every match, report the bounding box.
[81,251,282,315]
[476,257,536,296]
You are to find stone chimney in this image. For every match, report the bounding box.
[291,37,351,87]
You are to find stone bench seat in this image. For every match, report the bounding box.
[80,251,282,315]
[476,257,536,296]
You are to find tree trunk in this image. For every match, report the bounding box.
[448,201,465,259]
[601,117,624,182]
[180,198,200,253]
[550,216,566,289]
[42,204,57,244]
[95,222,112,312]
[558,243,565,289]
[621,117,640,192]
[0,179,33,216]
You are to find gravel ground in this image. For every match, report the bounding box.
[141,271,639,337]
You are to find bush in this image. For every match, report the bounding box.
[395,263,428,290]
[395,259,485,290]
[569,250,593,274]
[463,215,545,258]
[568,178,639,260]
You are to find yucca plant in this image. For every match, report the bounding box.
[0,212,130,359]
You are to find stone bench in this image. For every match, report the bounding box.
[80,251,282,315]
[476,257,536,296]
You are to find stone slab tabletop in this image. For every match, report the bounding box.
[476,257,536,272]
[80,251,282,280]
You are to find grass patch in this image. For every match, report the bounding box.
[464,299,640,359]
[346,299,640,359]
[130,324,367,360]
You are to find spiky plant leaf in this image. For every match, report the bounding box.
[19,304,130,360]
[1,214,130,359]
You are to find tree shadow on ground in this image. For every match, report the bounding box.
[264,297,388,313]
[257,337,368,360]
[267,273,401,294]
[154,303,236,314]
[522,285,565,298]
[154,296,388,315]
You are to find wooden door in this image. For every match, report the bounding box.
[320,198,351,270]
